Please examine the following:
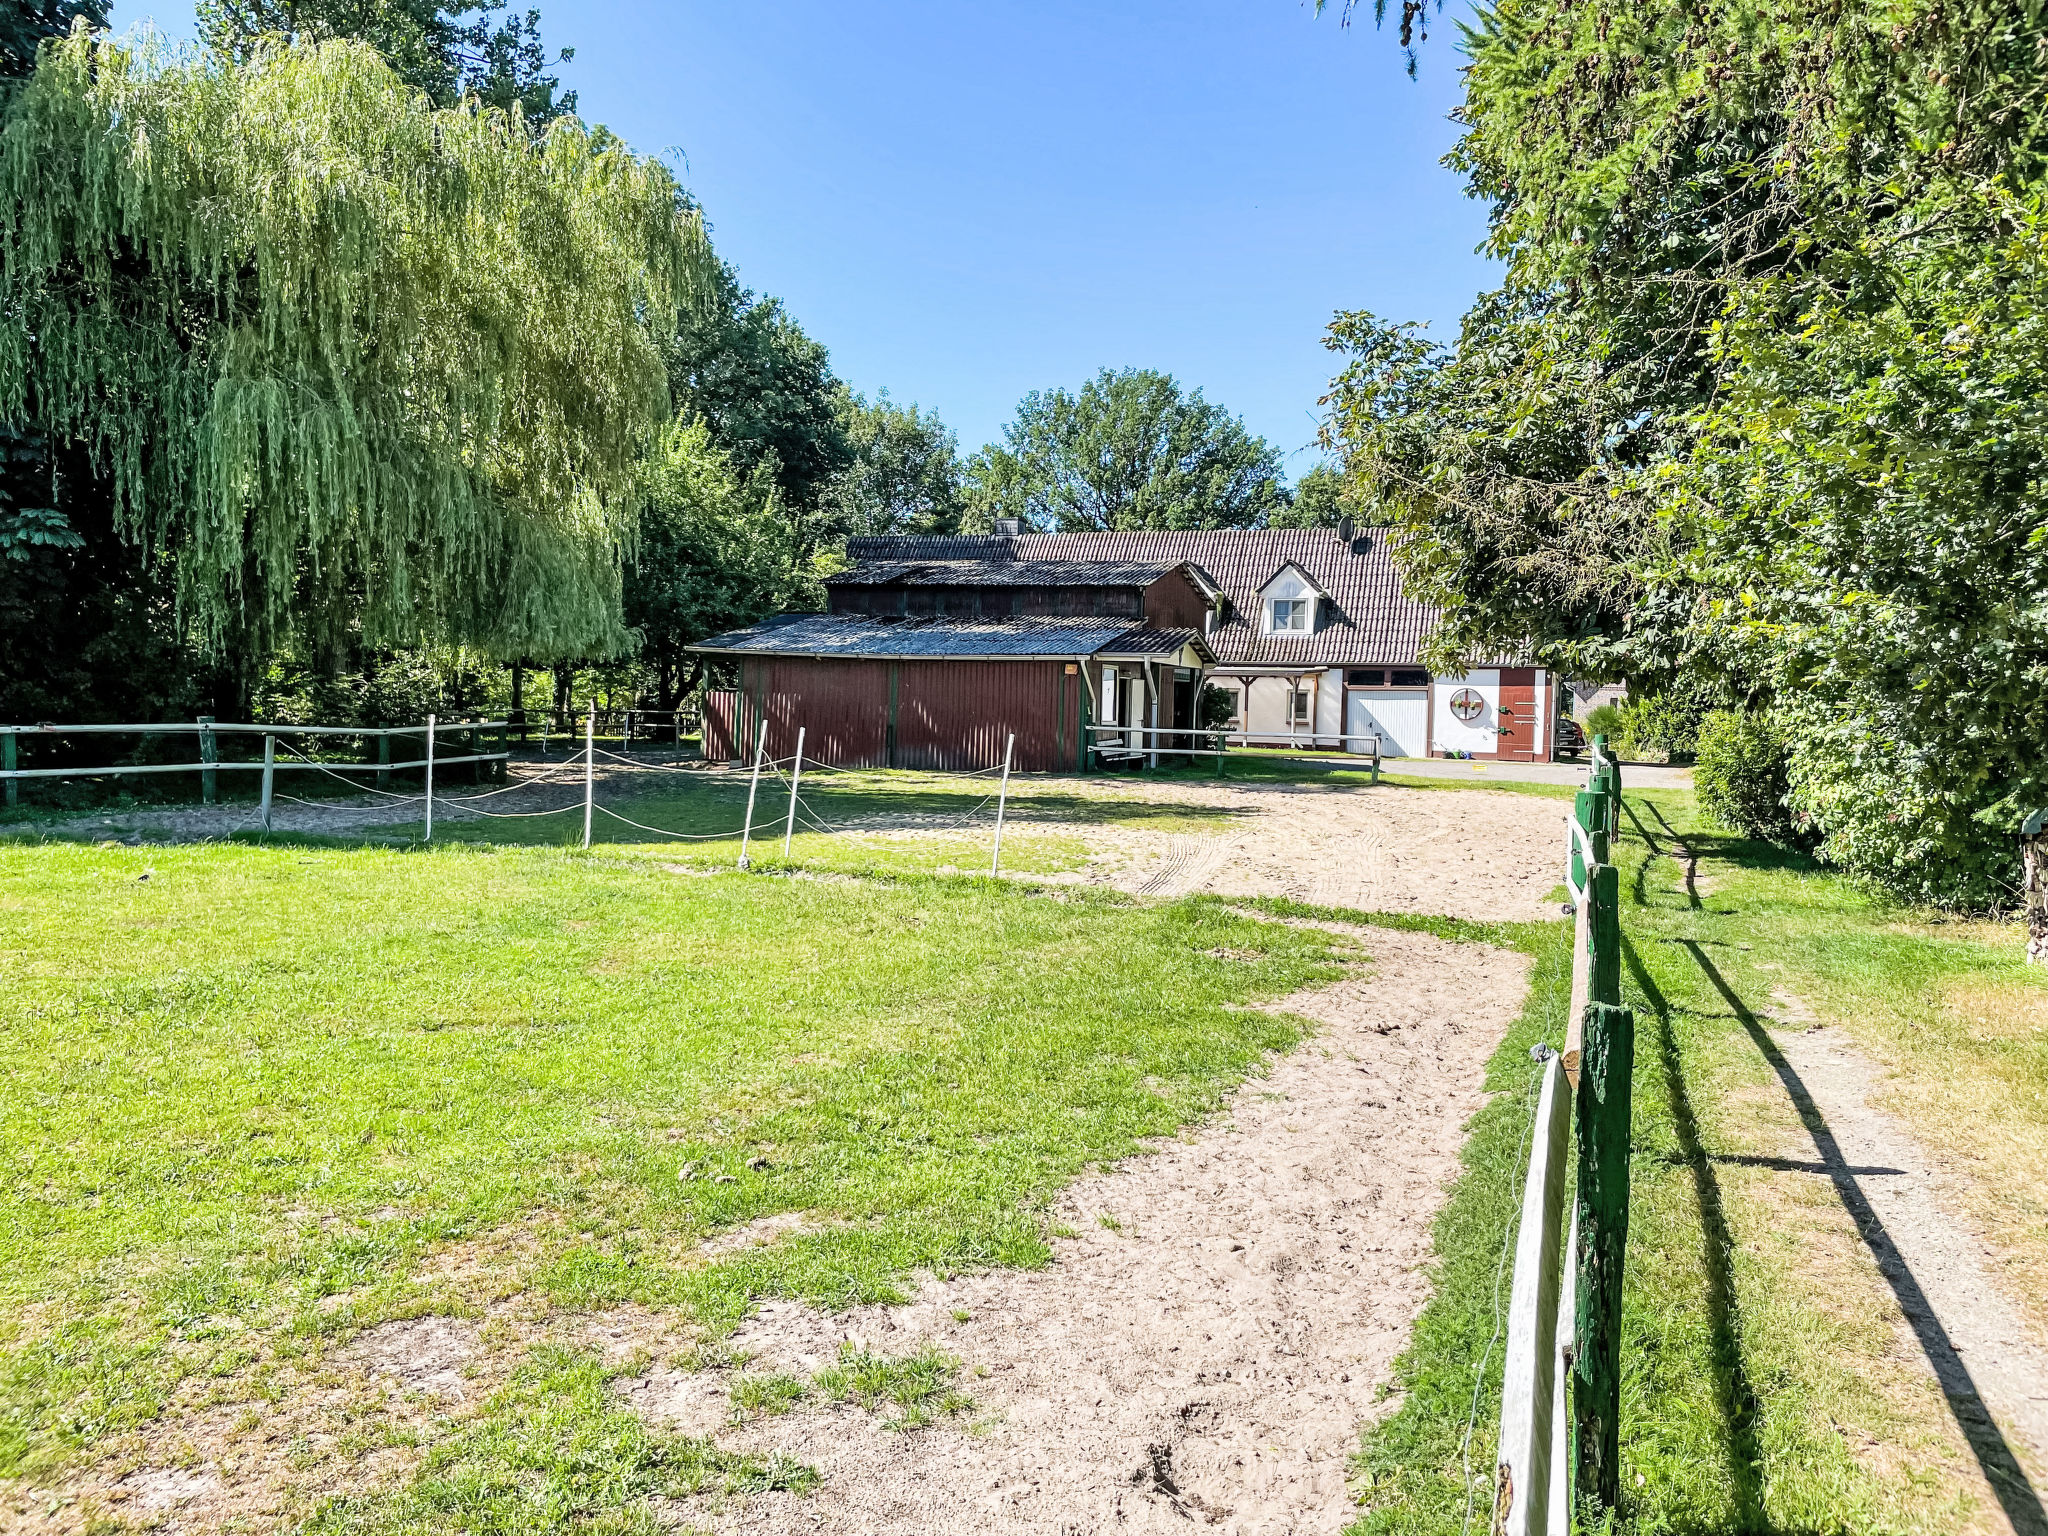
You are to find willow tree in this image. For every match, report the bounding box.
[0,28,706,664]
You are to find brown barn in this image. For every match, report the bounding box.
[691,528,1565,768]
[692,558,1218,771]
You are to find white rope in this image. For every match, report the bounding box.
[590,804,786,842]
[276,745,428,801]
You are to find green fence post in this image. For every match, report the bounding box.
[1574,999,1637,1515]
[1589,860,1621,1005]
[2,729,15,808]
[376,730,391,791]
[197,715,217,804]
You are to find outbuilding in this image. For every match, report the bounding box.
[690,525,1560,767]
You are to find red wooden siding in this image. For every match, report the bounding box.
[720,657,1086,772]
[1141,568,1210,631]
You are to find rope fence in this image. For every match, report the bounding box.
[3,708,1027,872]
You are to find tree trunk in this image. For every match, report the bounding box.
[2026,833,2048,963]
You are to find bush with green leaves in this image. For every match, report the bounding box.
[1694,710,1796,844]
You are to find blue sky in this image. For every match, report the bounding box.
[113,1,1495,479]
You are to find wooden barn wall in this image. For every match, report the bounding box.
[725,657,1084,772]
[891,660,1079,771]
[702,689,739,761]
[1142,569,1210,631]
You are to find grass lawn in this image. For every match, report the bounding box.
[0,835,1350,1520]
[1347,786,2048,1535]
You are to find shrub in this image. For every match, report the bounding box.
[1694,709,1796,841]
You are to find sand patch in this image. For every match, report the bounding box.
[339,1316,480,1401]
[647,922,1530,1534]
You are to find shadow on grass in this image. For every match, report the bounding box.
[1680,940,2048,1536]
[1623,933,1769,1530]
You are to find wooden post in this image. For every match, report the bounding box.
[991,733,1015,875]
[582,705,595,850]
[1494,1051,1574,1535]
[2,729,15,808]
[423,715,436,842]
[197,715,217,804]
[260,734,275,831]
[1588,862,1620,1007]
[782,726,805,859]
[1573,1000,1636,1514]
[377,729,392,791]
[1548,1208,1578,1534]
[2024,811,2048,963]
[737,718,767,869]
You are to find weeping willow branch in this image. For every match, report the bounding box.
[0,27,710,661]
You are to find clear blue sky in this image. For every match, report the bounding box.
[114,0,1495,478]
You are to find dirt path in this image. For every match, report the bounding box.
[627,923,1531,1534]
[987,777,1569,922]
[1766,1016,2048,1530]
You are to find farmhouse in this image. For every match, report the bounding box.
[690,525,1560,769]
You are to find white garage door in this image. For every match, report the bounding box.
[1347,690,1428,757]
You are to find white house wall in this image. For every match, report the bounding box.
[1433,670,1501,756]
[1318,669,1345,746]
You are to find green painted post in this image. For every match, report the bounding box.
[377,730,392,791]
[197,715,217,804]
[2,729,15,808]
[1573,999,1637,1515]
[1589,861,1620,1006]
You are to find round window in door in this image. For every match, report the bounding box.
[1449,687,1485,722]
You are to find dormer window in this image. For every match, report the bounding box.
[1269,598,1309,632]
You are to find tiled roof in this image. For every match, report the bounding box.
[826,558,1185,589]
[688,613,1212,662]
[844,529,1436,668]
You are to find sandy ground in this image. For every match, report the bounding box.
[624,921,1532,1534]
[1765,1013,2048,1530]
[949,776,1568,922]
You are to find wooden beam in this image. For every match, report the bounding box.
[1573,1000,1636,1512]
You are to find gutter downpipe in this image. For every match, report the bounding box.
[1146,659,1160,769]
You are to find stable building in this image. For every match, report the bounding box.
[689,525,1559,769]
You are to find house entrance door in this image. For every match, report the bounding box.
[1495,668,1540,761]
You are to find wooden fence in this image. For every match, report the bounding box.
[1494,736,1636,1534]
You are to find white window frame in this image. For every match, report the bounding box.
[1269,597,1309,634]
[1289,686,1312,725]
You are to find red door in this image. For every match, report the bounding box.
[1495,668,1539,761]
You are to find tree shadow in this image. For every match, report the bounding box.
[1680,940,2048,1536]
[1622,933,1770,1530]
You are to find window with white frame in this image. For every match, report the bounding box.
[1289,687,1312,725]
[1269,597,1309,633]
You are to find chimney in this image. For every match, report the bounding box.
[991,517,1022,537]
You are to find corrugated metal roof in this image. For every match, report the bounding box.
[826,558,1183,589]
[842,529,1436,667]
[689,613,1211,661]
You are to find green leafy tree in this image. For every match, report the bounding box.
[665,260,852,543]
[1268,460,1362,530]
[0,31,705,672]
[1,0,105,78]
[198,0,575,123]
[821,390,964,538]
[624,417,810,709]
[966,368,1286,531]
[1325,0,2048,904]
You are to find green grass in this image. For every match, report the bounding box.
[300,1345,817,1535]
[1347,788,2043,1535]
[0,837,1346,1484]
[812,1341,973,1430]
